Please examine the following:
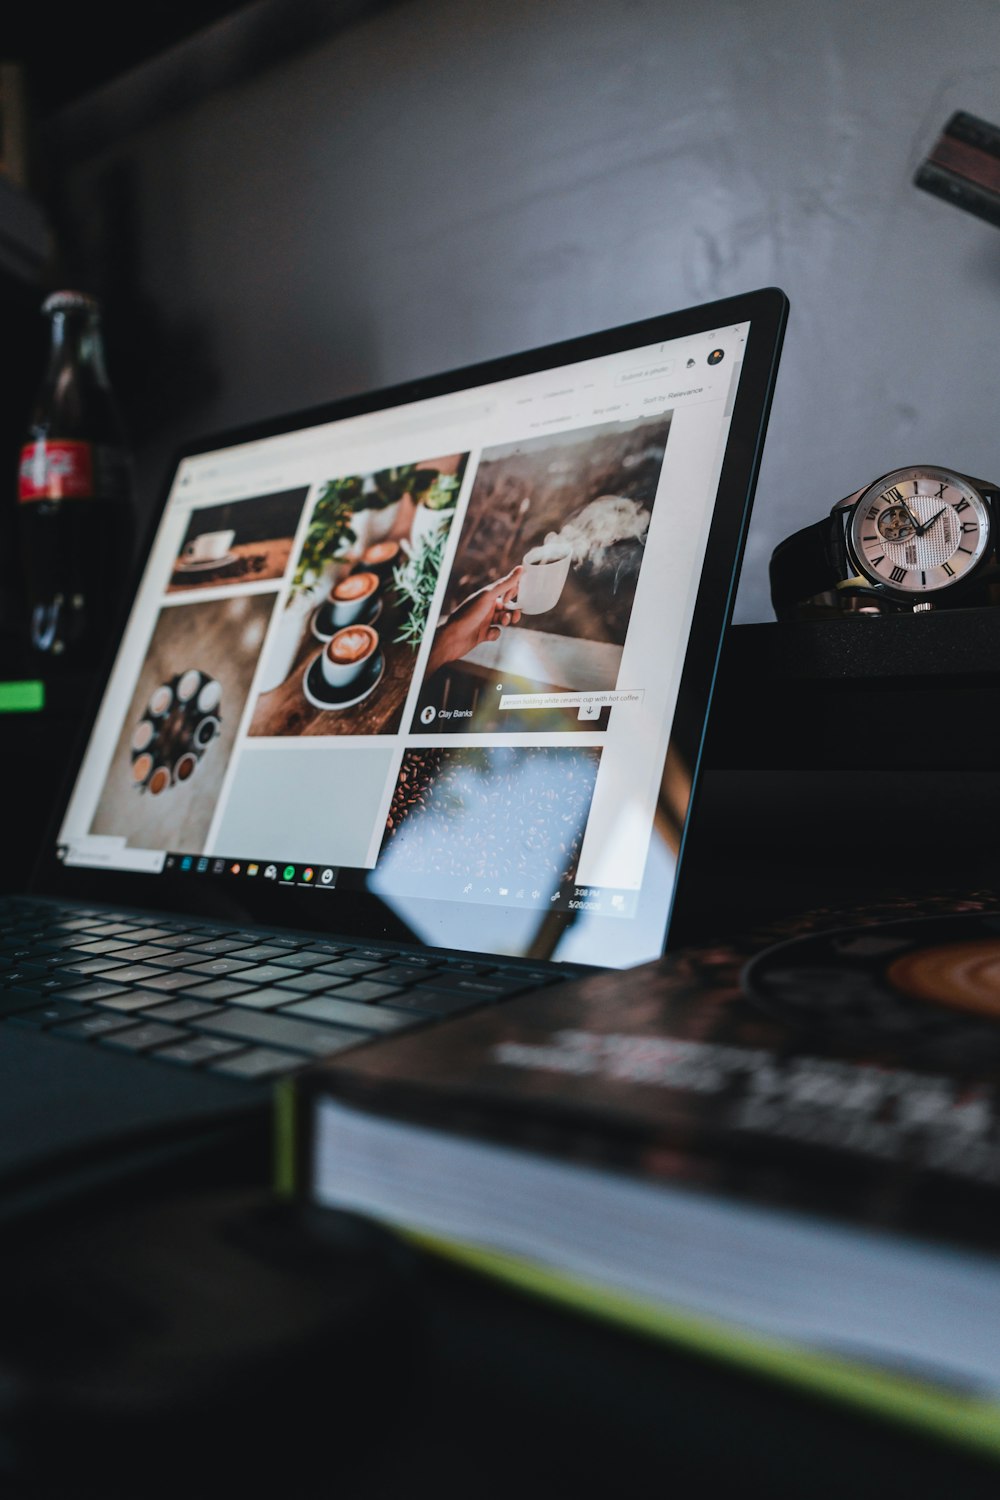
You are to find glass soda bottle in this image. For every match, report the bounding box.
[17,290,132,663]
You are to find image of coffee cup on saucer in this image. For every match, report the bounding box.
[303,623,384,709]
[181,529,235,568]
[168,487,308,594]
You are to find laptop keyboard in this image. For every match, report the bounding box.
[0,898,565,1083]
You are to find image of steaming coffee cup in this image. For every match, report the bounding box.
[321,624,379,689]
[515,541,573,614]
[329,570,379,626]
[182,528,235,564]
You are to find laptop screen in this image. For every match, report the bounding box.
[48,291,786,968]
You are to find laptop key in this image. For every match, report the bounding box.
[53,956,129,976]
[235,945,288,963]
[184,957,254,977]
[381,989,484,1017]
[102,964,166,984]
[147,999,222,1022]
[193,1009,368,1056]
[209,1047,306,1081]
[69,939,137,955]
[139,933,210,951]
[315,958,387,980]
[226,964,294,987]
[57,979,133,1003]
[223,987,301,1011]
[272,971,342,995]
[269,951,330,970]
[186,939,249,956]
[134,949,203,969]
[156,1036,248,1067]
[377,964,443,987]
[135,971,206,993]
[415,973,526,998]
[282,997,417,1033]
[101,1022,190,1053]
[9,999,89,1029]
[321,979,404,1005]
[178,978,256,1002]
[95,991,173,1013]
[53,1012,142,1040]
[495,967,562,988]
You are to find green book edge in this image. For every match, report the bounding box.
[399,1227,1000,1464]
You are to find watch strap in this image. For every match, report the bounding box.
[769,514,849,618]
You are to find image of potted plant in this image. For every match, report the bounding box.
[349,465,421,553]
[410,470,460,553]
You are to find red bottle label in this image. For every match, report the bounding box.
[18,440,95,502]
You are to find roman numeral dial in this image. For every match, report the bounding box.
[847,467,991,596]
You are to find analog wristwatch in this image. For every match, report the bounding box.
[769,466,1000,618]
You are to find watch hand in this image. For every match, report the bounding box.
[914,507,946,536]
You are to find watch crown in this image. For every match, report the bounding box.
[912,601,935,613]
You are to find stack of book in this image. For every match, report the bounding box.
[279,892,1000,1463]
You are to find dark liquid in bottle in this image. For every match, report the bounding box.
[18,292,133,666]
[20,490,132,660]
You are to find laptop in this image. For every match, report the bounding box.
[0,288,787,1210]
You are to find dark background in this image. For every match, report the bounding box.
[4,6,1000,1492]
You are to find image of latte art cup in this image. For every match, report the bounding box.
[330,570,379,626]
[361,539,401,576]
[322,623,379,688]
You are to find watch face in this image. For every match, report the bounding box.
[847,466,992,596]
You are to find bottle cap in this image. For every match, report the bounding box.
[42,290,99,316]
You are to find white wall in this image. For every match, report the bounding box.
[52,0,1000,621]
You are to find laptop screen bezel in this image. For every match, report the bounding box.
[31,287,787,958]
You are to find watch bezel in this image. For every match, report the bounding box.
[843,465,994,602]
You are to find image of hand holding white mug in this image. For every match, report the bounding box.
[425,565,523,677]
